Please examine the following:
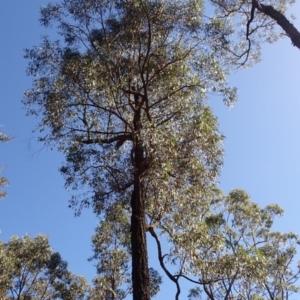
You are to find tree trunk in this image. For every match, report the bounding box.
[131,104,150,300]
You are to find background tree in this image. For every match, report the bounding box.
[89,203,162,300]
[88,188,300,299]
[150,189,300,300]
[24,0,237,299]
[0,234,90,300]
[0,131,10,199]
[89,204,132,300]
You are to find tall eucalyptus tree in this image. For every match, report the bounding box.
[24,0,236,299]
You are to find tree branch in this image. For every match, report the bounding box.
[77,134,132,145]
[147,226,181,300]
[258,3,300,49]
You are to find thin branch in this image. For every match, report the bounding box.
[147,226,181,300]
[77,134,132,145]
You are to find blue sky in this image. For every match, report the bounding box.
[1,0,300,298]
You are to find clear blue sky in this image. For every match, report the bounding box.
[1,1,300,298]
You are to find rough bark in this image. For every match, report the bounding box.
[131,100,150,300]
[131,179,150,300]
[259,4,300,49]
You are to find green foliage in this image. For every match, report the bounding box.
[208,0,296,65]
[0,235,90,300]
[89,204,163,299]
[0,130,10,199]
[89,204,131,300]
[24,0,236,297]
[0,133,10,143]
[87,188,300,299]
[160,189,300,299]
[23,0,299,298]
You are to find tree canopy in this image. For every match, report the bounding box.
[0,195,299,299]
[207,0,300,64]
[0,234,90,300]
[180,189,300,299]
[24,0,236,298]
[23,0,300,299]
[89,189,300,299]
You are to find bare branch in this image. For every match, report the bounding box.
[148,226,181,300]
[77,134,132,145]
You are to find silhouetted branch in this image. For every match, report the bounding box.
[258,3,300,49]
[148,226,181,300]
